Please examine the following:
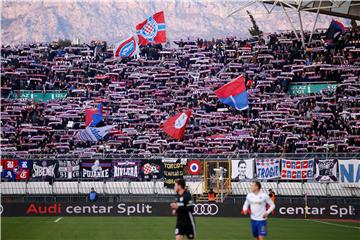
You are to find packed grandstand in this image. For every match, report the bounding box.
[1,27,359,158]
[2,1,360,239]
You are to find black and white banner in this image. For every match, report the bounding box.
[231,159,254,181]
[163,158,186,188]
[58,160,80,179]
[31,160,58,179]
[81,160,111,178]
[113,160,139,179]
[315,159,338,182]
[140,159,162,180]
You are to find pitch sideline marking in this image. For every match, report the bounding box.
[54,217,63,223]
[306,219,360,230]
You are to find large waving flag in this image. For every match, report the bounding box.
[114,35,138,58]
[215,75,249,111]
[326,19,345,40]
[161,110,191,140]
[77,125,116,142]
[136,11,166,46]
[85,103,103,127]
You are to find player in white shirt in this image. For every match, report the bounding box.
[242,181,275,240]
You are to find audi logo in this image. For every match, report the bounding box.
[193,204,219,216]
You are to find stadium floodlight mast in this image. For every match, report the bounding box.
[213,167,228,203]
[227,0,360,48]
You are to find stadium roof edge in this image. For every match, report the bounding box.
[227,0,360,47]
[263,0,360,20]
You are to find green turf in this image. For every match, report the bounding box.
[2,217,359,240]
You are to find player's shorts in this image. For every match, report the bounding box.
[175,224,196,239]
[251,220,267,238]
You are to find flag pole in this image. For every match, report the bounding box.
[304,192,308,219]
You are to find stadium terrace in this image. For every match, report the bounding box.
[1,28,360,156]
[1,9,360,240]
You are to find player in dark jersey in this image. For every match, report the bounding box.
[170,179,196,240]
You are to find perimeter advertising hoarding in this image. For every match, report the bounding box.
[1,202,358,219]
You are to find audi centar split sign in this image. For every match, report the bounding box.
[2,202,359,220]
[26,203,153,216]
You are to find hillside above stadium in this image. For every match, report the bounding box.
[0,0,337,45]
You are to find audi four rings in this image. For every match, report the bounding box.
[193,203,219,216]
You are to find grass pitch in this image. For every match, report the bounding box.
[2,217,359,240]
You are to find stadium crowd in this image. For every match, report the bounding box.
[1,28,359,157]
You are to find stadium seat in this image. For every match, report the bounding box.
[340,183,360,197]
[154,181,174,195]
[277,182,303,196]
[351,187,360,197]
[129,182,154,194]
[231,182,251,195]
[79,181,104,194]
[53,182,79,194]
[104,182,129,194]
[261,182,278,195]
[27,182,52,194]
[0,182,26,194]
[341,183,360,197]
[231,182,242,195]
[240,182,252,194]
[303,183,327,196]
[187,181,204,195]
[327,183,353,197]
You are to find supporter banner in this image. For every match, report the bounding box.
[2,202,359,219]
[256,159,280,180]
[114,35,138,58]
[214,75,249,111]
[32,160,59,179]
[315,159,338,182]
[140,159,162,180]
[231,159,254,181]
[281,159,314,180]
[77,125,116,142]
[0,159,31,181]
[339,159,360,183]
[85,103,103,127]
[163,158,186,188]
[187,160,202,175]
[161,110,192,140]
[58,160,80,179]
[113,160,139,179]
[16,91,67,102]
[136,11,166,46]
[288,83,337,95]
[81,160,111,178]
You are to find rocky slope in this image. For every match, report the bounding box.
[1,0,335,45]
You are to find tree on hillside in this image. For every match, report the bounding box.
[247,10,263,36]
[58,39,72,48]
